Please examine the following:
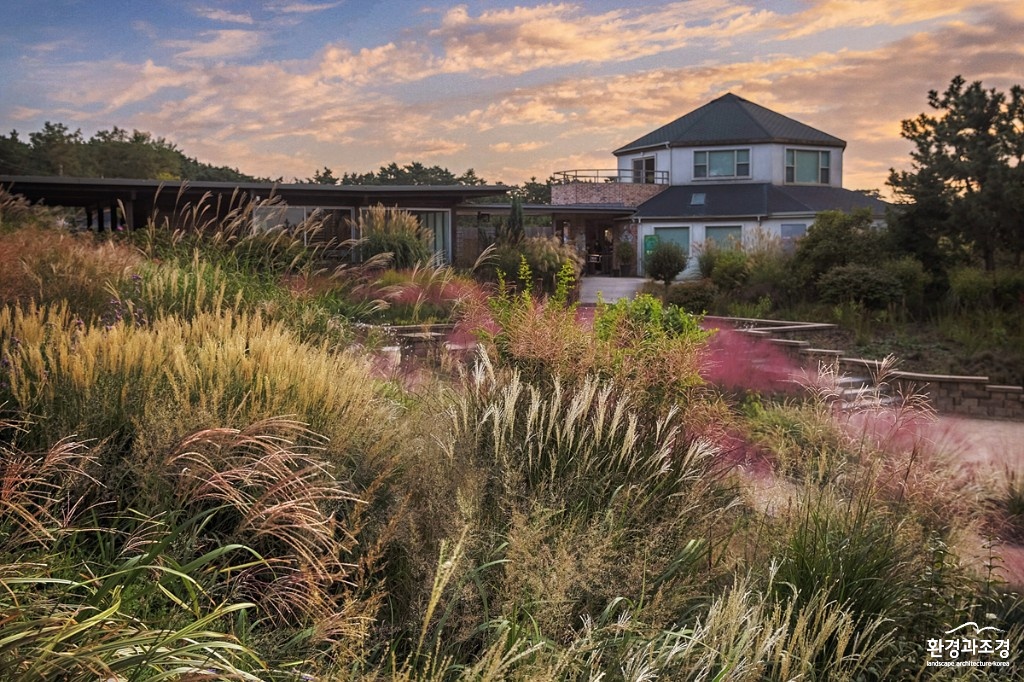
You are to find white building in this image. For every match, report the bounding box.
[551,93,888,276]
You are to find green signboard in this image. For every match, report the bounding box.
[643,234,658,258]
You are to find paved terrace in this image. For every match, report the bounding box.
[578,276,647,305]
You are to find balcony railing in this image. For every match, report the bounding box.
[553,169,670,185]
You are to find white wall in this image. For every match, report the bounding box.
[619,143,844,187]
[616,149,671,181]
[636,215,819,278]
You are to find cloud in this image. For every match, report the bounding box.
[9,106,44,121]
[779,0,987,40]
[317,43,432,85]
[8,0,1023,189]
[194,7,255,25]
[429,2,722,75]
[266,1,343,14]
[490,141,548,154]
[164,29,265,61]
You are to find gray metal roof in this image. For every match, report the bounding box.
[632,183,888,220]
[615,93,846,155]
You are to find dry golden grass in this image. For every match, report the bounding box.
[0,225,142,317]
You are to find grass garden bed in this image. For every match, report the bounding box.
[1,191,1022,679]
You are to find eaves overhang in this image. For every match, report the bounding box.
[614,137,847,156]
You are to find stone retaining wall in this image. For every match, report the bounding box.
[704,316,1024,422]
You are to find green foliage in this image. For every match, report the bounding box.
[879,256,930,313]
[949,267,1024,311]
[665,278,718,314]
[495,194,525,246]
[551,258,577,307]
[486,236,582,295]
[791,209,891,294]
[770,488,963,663]
[888,75,1024,270]
[817,263,903,310]
[644,239,688,288]
[475,283,708,406]
[613,239,636,274]
[1,122,257,180]
[708,248,751,291]
[697,240,751,291]
[357,203,431,269]
[593,293,704,341]
[340,160,486,186]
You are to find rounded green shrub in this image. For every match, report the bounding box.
[666,279,718,314]
[645,240,688,288]
[709,249,750,291]
[879,256,929,313]
[817,263,902,310]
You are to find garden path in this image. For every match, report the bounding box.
[578,275,646,305]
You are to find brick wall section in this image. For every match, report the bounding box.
[552,182,666,207]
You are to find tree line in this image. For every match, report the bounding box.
[0,123,258,183]
[0,122,557,203]
[305,162,556,204]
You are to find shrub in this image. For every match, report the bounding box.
[879,256,929,314]
[436,364,732,643]
[666,278,718,314]
[791,209,892,294]
[129,195,322,276]
[950,267,1024,311]
[0,304,396,466]
[0,225,142,319]
[613,239,636,274]
[708,248,750,291]
[484,236,582,295]
[645,240,688,289]
[817,263,902,310]
[769,487,958,662]
[357,203,431,269]
[373,262,483,324]
[470,281,708,405]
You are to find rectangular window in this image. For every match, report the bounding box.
[786,150,830,184]
[355,207,451,263]
[632,157,656,184]
[694,149,750,179]
[253,205,354,245]
[408,209,451,263]
[705,225,742,249]
[653,226,690,256]
[781,223,807,253]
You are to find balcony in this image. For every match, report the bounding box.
[551,169,669,207]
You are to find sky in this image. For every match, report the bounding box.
[1,1,1022,192]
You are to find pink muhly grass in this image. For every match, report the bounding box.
[700,327,801,396]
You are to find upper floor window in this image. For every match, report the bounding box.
[694,149,750,179]
[786,149,830,184]
[632,157,656,184]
